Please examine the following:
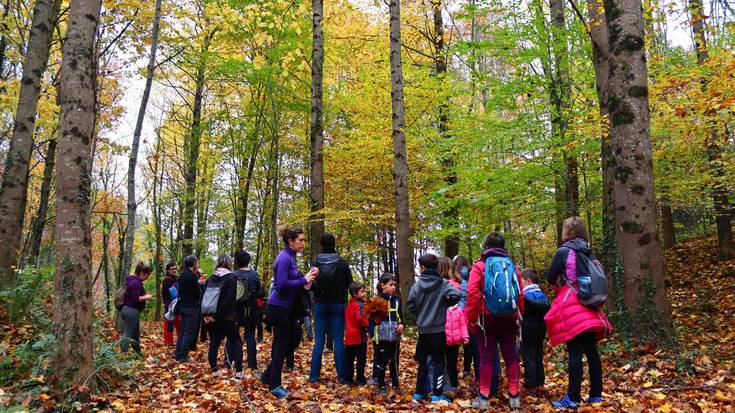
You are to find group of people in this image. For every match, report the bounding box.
[118,216,613,410]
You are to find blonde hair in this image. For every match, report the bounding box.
[438,256,461,283]
[562,216,589,243]
[216,254,233,270]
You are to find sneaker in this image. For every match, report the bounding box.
[270,386,290,399]
[259,372,270,385]
[471,395,490,409]
[586,396,603,403]
[431,395,452,403]
[234,372,245,380]
[509,393,521,410]
[378,387,388,396]
[552,395,580,410]
[411,393,425,401]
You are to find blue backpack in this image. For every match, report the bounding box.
[483,256,520,316]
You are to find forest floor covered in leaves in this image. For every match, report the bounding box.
[2,238,735,412]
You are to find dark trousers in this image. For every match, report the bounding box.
[446,345,460,389]
[120,306,141,355]
[209,319,243,372]
[175,307,199,361]
[264,305,293,390]
[566,332,602,402]
[256,312,264,341]
[345,342,367,384]
[375,341,399,388]
[240,324,258,369]
[521,336,545,387]
[416,332,446,397]
[463,333,479,376]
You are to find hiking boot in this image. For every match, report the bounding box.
[270,386,290,399]
[509,393,521,410]
[552,395,580,410]
[471,395,490,409]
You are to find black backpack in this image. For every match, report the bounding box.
[313,253,344,301]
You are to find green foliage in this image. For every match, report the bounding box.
[0,266,54,326]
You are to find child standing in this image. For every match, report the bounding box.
[466,232,524,410]
[439,256,469,392]
[520,268,550,391]
[408,254,461,403]
[344,282,369,385]
[370,273,404,394]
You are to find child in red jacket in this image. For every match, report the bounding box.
[344,282,369,385]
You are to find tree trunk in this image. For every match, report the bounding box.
[309,0,325,255]
[389,0,414,304]
[432,1,459,258]
[152,130,164,321]
[0,0,12,80]
[549,0,579,219]
[688,0,734,260]
[123,0,163,278]
[102,217,111,314]
[604,0,674,341]
[27,138,57,266]
[660,203,676,248]
[51,0,101,389]
[0,0,61,283]
[183,52,207,257]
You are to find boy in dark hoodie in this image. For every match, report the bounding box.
[407,254,461,403]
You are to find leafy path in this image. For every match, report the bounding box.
[3,238,735,412]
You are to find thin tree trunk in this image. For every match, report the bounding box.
[660,203,676,248]
[549,0,579,218]
[152,130,164,321]
[309,0,325,255]
[389,0,414,304]
[27,138,57,265]
[688,0,734,259]
[604,0,674,341]
[51,0,101,389]
[0,0,61,282]
[432,1,459,258]
[102,218,111,314]
[0,0,12,80]
[123,0,163,277]
[183,50,208,257]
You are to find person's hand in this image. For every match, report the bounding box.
[395,324,405,335]
[462,337,469,345]
[203,316,215,324]
[305,268,318,283]
[142,294,154,301]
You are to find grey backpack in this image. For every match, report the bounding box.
[201,282,222,315]
[575,252,608,308]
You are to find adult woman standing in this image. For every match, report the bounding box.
[545,217,613,409]
[204,254,243,377]
[261,225,318,398]
[121,262,154,355]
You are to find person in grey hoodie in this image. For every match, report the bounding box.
[407,254,460,402]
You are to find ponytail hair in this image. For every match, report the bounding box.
[278,224,304,246]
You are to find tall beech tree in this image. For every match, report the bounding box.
[51,0,102,388]
[0,0,61,283]
[603,0,674,340]
[389,0,413,303]
[309,0,325,255]
[123,0,164,278]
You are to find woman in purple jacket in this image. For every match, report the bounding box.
[261,225,318,398]
[121,262,154,355]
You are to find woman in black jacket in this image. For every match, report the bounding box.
[203,254,243,377]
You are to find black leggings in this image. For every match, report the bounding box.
[416,332,446,397]
[446,345,460,389]
[345,342,367,384]
[566,332,602,402]
[209,319,242,372]
[266,305,293,389]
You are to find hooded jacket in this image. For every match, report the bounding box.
[466,248,525,333]
[407,268,461,334]
[345,298,369,345]
[368,292,403,342]
[206,267,238,322]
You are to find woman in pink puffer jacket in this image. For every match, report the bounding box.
[545,217,613,409]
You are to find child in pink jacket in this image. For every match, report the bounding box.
[439,257,469,391]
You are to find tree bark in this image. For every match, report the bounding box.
[389,0,414,304]
[183,46,208,257]
[51,0,101,389]
[660,203,676,249]
[549,0,579,218]
[604,0,674,341]
[27,138,57,266]
[0,0,61,283]
[309,0,325,255]
[0,0,12,80]
[152,129,164,321]
[688,0,734,260]
[102,217,111,314]
[123,0,163,278]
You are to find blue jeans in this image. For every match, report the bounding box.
[309,302,346,381]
